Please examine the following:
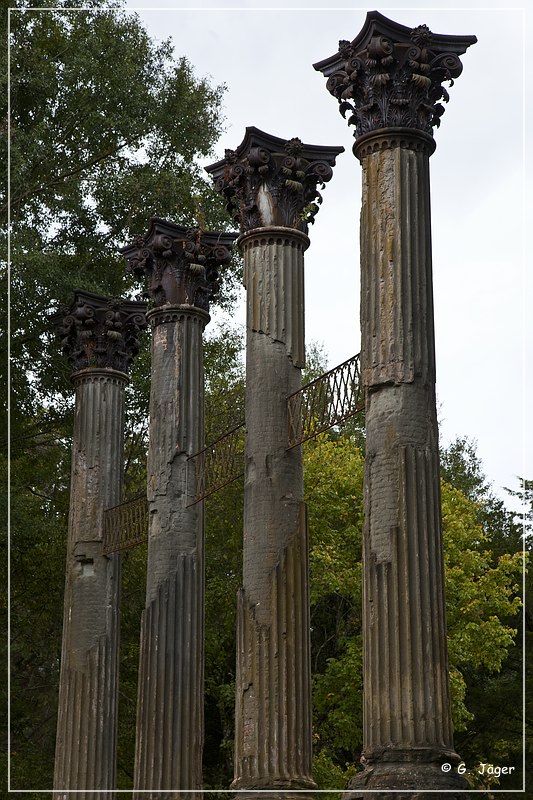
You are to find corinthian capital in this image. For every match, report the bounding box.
[313,11,476,144]
[55,290,148,375]
[205,127,344,234]
[121,217,237,312]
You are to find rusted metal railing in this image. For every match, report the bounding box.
[188,423,245,505]
[104,358,364,531]
[287,353,365,448]
[103,493,148,554]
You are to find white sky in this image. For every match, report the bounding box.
[123,1,531,510]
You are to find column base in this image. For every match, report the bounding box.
[232,777,317,800]
[343,747,469,800]
[133,792,203,800]
[233,794,316,800]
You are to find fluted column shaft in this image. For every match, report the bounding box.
[133,306,208,800]
[233,228,315,799]
[357,134,463,796]
[313,14,476,797]
[54,369,127,800]
[205,127,341,799]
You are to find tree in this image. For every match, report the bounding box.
[4,1,236,790]
[304,433,524,793]
[441,436,524,558]
[5,3,528,790]
[2,0,237,444]
[440,438,532,794]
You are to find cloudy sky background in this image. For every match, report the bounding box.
[123,1,531,512]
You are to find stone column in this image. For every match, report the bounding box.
[314,11,476,798]
[122,219,236,799]
[207,128,343,799]
[53,290,147,800]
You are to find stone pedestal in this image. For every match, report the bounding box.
[207,127,343,799]
[122,218,236,799]
[53,291,147,800]
[314,12,476,797]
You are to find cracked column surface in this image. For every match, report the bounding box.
[53,290,147,800]
[122,219,236,800]
[207,127,343,800]
[314,11,476,799]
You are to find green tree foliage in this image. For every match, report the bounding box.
[6,431,71,792]
[2,0,236,443]
[5,3,528,793]
[3,1,234,791]
[8,333,527,793]
[304,434,524,793]
[441,437,531,794]
[193,323,245,789]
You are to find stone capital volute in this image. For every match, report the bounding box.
[313,11,476,149]
[54,289,148,376]
[205,126,344,234]
[121,217,238,313]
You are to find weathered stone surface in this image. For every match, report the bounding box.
[232,228,315,797]
[133,307,208,799]
[121,217,236,311]
[313,10,476,142]
[346,145,466,794]
[143,309,208,591]
[205,127,343,234]
[53,293,146,800]
[124,216,237,797]
[241,230,306,368]
[235,509,312,788]
[54,373,126,800]
[313,13,475,796]
[55,288,147,374]
[135,556,202,796]
[208,130,341,796]
[359,142,435,388]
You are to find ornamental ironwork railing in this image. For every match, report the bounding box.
[103,493,148,554]
[188,423,245,505]
[103,357,364,535]
[287,353,365,448]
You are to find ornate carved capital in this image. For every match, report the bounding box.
[121,217,237,312]
[205,127,344,234]
[313,11,476,145]
[55,290,148,375]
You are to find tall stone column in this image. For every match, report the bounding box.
[53,290,147,800]
[207,128,343,799]
[314,11,476,798]
[122,219,236,799]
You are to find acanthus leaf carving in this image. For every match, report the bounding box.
[206,127,343,234]
[55,290,148,375]
[313,11,476,145]
[121,219,237,312]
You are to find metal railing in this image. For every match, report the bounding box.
[287,353,364,448]
[188,423,245,505]
[103,355,364,539]
[103,493,149,554]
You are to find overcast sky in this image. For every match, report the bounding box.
[122,1,531,512]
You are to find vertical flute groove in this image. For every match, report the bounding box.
[134,307,206,797]
[356,139,461,795]
[54,374,126,800]
[235,229,315,797]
